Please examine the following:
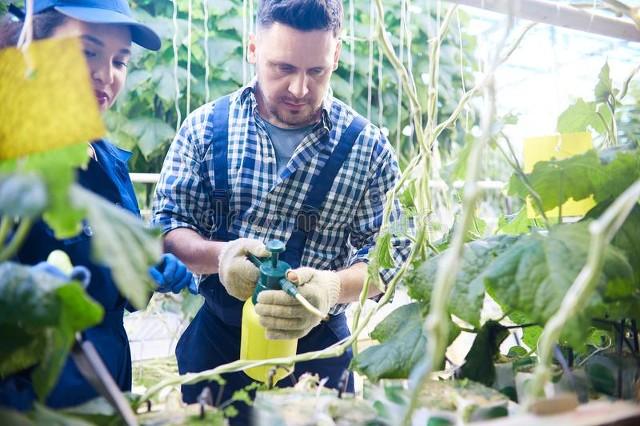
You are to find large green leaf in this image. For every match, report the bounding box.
[557,99,601,133]
[593,145,640,204]
[350,303,459,381]
[71,185,162,310]
[508,149,601,212]
[0,262,103,399]
[508,145,640,211]
[484,222,638,344]
[585,204,640,285]
[406,235,519,327]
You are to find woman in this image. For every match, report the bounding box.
[0,0,194,410]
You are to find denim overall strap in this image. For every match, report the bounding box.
[282,115,367,268]
[198,95,245,325]
[211,95,231,241]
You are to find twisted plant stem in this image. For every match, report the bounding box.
[400,17,536,426]
[528,179,640,404]
[0,218,33,262]
[401,77,497,426]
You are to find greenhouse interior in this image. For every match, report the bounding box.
[1,0,640,425]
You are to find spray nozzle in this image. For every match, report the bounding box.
[248,240,323,317]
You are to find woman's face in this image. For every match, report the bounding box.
[52,18,132,111]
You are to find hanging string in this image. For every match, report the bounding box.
[186,0,193,115]
[171,0,182,131]
[16,0,35,77]
[203,0,210,103]
[406,1,414,83]
[456,8,470,132]
[348,0,355,105]
[242,0,249,85]
[377,43,384,127]
[249,0,255,77]
[366,0,375,120]
[396,0,406,154]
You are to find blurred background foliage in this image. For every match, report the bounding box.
[101,0,481,173]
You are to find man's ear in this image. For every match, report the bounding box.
[332,38,342,70]
[248,33,257,64]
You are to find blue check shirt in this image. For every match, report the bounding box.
[152,83,411,314]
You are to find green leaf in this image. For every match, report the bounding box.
[508,150,600,212]
[508,145,640,214]
[208,0,235,16]
[0,145,89,238]
[406,235,519,327]
[350,303,459,381]
[208,37,242,67]
[124,69,152,92]
[72,185,162,310]
[0,262,103,399]
[458,321,509,386]
[0,173,47,218]
[32,328,72,400]
[585,203,640,285]
[375,232,394,269]
[593,146,640,204]
[594,61,614,103]
[0,263,65,328]
[484,222,637,343]
[497,208,531,236]
[398,179,417,212]
[31,403,94,426]
[124,118,175,158]
[450,137,473,181]
[557,98,601,133]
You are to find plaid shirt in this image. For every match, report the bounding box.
[152,83,410,315]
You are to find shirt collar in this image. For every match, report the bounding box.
[239,79,333,132]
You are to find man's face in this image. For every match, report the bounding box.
[248,23,341,128]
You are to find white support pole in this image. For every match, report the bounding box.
[448,0,640,42]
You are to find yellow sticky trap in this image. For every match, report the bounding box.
[523,132,595,219]
[0,37,105,160]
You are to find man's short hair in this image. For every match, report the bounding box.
[257,0,343,36]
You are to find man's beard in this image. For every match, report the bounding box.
[268,100,321,127]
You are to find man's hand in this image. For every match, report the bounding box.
[149,253,197,295]
[255,267,341,340]
[218,238,269,301]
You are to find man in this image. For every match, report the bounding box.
[153,0,408,422]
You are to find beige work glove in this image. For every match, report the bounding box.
[218,238,269,301]
[255,267,341,340]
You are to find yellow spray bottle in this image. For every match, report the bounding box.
[240,240,319,384]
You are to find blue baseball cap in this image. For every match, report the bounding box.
[31,0,161,50]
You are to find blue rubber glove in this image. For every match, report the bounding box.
[31,262,92,288]
[149,253,198,295]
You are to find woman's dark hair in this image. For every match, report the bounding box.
[0,9,67,49]
[257,0,343,36]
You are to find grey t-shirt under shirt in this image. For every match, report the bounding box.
[257,115,315,175]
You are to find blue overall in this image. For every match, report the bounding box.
[176,96,366,425]
[0,141,139,410]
